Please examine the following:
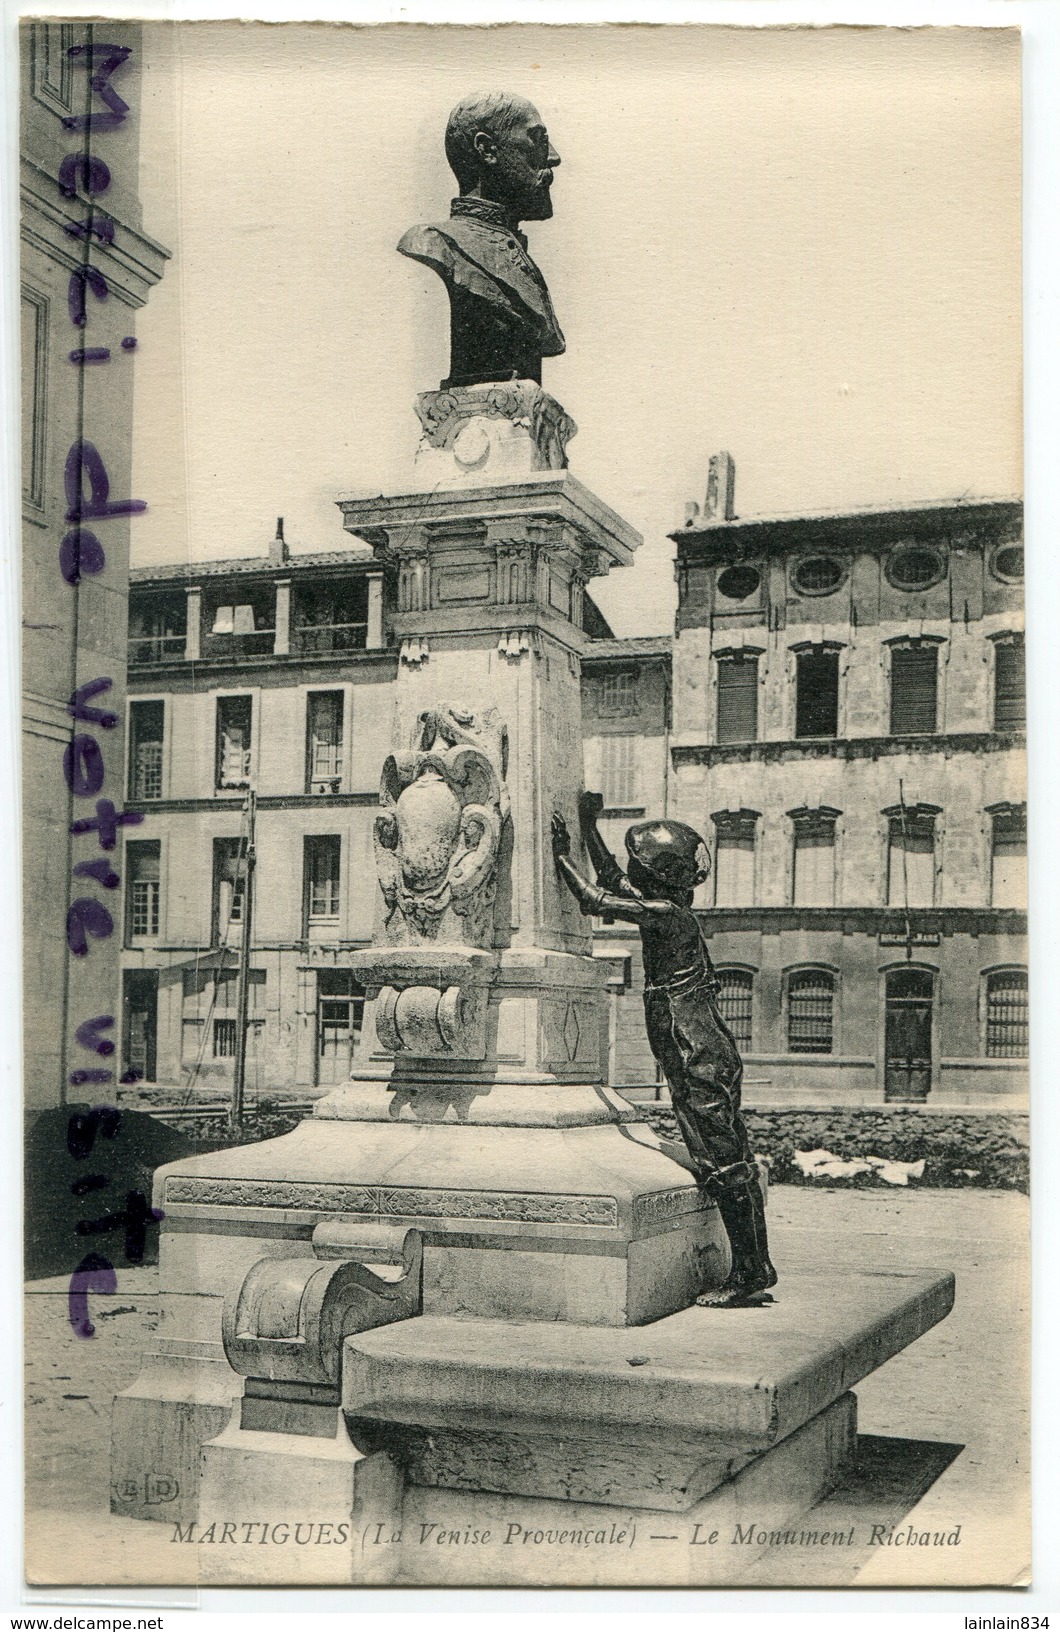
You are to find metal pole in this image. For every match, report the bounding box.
[230,789,256,1132]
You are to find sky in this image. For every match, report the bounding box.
[129,21,1021,634]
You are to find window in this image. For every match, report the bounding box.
[885,544,945,592]
[600,671,637,717]
[795,647,839,738]
[712,811,758,907]
[985,969,1028,1059]
[716,565,760,601]
[129,591,186,665]
[890,644,938,735]
[293,578,369,654]
[791,809,837,906]
[994,637,1025,731]
[307,692,344,791]
[305,835,341,925]
[792,556,845,596]
[601,734,638,809]
[125,841,161,942]
[787,969,835,1054]
[715,970,753,1050]
[213,837,247,939]
[216,696,252,788]
[886,808,937,908]
[991,805,1027,908]
[181,967,264,1063]
[129,701,164,800]
[203,590,274,658]
[213,1019,238,1058]
[716,653,758,743]
[990,543,1024,584]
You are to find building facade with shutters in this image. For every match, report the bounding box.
[120,492,1026,1112]
[666,493,1027,1107]
[118,527,627,1100]
[120,527,393,1096]
[581,636,673,1088]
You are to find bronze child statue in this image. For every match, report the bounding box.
[552,794,777,1308]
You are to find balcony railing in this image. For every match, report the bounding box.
[202,628,276,660]
[129,633,186,665]
[292,622,368,655]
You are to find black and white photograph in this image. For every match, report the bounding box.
[14,12,1035,1596]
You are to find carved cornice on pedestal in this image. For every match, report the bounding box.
[414,381,577,473]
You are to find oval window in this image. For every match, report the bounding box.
[792,556,845,596]
[885,545,945,592]
[716,565,760,601]
[991,543,1024,583]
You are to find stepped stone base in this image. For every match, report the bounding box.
[393,1392,858,1587]
[154,1267,953,1586]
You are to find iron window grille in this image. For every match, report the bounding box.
[985,969,1029,1059]
[714,969,753,1050]
[787,969,835,1054]
[213,1018,238,1058]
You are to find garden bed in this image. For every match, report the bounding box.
[637,1104,1029,1192]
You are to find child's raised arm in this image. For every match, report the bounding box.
[552,813,671,925]
[578,790,625,891]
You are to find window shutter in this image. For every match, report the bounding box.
[887,813,936,907]
[601,734,637,808]
[713,812,758,906]
[716,655,758,743]
[991,807,1027,908]
[890,645,938,734]
[792,814,836,906]
[994,638,1026,731]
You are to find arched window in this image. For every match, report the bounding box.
[715,969,753,1050]
[985,969,1028,1059]
[787,968,835,1054]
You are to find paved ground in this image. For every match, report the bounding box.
[23,1186,1029,1590]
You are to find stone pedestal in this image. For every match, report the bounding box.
[196,1415,402,1585]
[339,1267,953,1587]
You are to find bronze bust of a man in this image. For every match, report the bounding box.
[398,92,565,390]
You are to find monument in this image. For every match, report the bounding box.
[111,92,954,1588]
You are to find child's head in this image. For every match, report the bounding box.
[625,820,711,901]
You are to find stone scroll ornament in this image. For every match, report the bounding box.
[374,706,510,948]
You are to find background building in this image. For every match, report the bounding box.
[121,468,1026,1112]
[122,525,390,1096]
[668,458,1026,1107]
[21,22,167,1113]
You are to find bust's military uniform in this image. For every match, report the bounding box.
[398,197,564,388]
